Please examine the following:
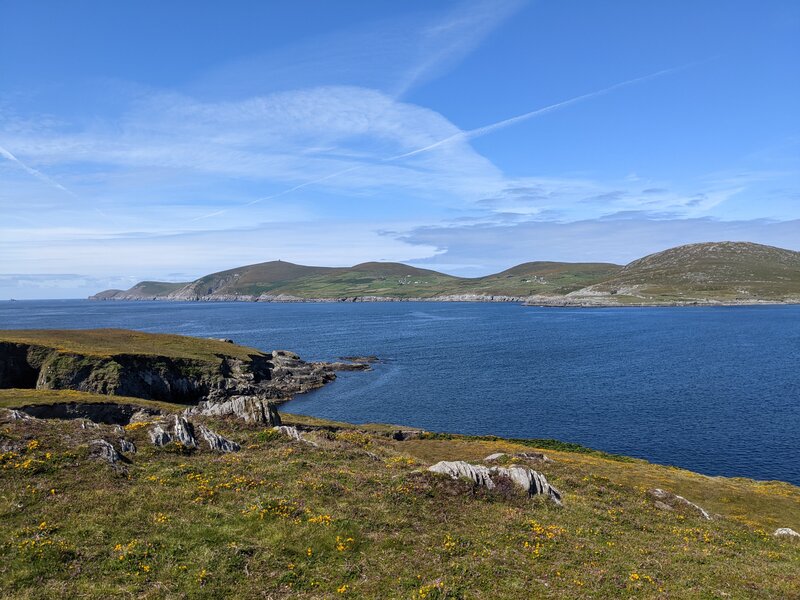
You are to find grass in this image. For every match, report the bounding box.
[1,395,799,599]
[0,329,262,362]
[0,389,180,413]
[95,242,800,304]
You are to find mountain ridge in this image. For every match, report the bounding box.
[91,241,800,305]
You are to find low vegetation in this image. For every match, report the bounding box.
[1,390,798,599]
[91,242,800,304]
[0,329,260,362]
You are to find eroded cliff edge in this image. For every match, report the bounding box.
[0,329,359,422]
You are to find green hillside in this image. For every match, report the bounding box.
[577,242,800,303]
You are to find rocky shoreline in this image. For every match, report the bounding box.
[88,292,800,307]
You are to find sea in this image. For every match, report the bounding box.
[1,300,798,485]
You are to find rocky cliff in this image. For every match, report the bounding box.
[0,330,358,422]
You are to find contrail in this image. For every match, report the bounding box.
[388,64,691,161]
[191,62,697,222]
[0,143,79,199]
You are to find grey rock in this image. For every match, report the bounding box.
[130,409,155,423]
[88,439,122,465]
[149,424,173,446]
[119,438,137,454]
[428,460,562,505]
[197,424,240,453]
[173,416,197,448]
[484,453,507,462]
[273,425,318,446]
[773,527,800,539]
[187,396,282,425]
[649,488,712,520]
[80,419,99,429]
[485,451,552,464]
[6,409,32,420]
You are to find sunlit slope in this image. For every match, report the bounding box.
[575,242,800,303]
[92,260,621,300]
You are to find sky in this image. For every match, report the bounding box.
[1,0,799,299]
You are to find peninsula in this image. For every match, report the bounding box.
[91,241,800,306]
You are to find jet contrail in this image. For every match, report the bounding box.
[388,64,692,161]
[191,62,697,222]
[0,143,79,199]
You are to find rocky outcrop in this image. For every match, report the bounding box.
[428,460,562,505]
[88,439,123,465]
[0,335,342,421]
[484,452,552,464]
[149,424,173,446]
[14,402,162,425]
[649,488,712,520]
[119,438,137,454]
[273,425,318,446]
[186,396,282,425]
[773,528,800,539]
[172,416,197,448]
[197,424,240,452]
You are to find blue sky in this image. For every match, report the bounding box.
[1,0,798,298]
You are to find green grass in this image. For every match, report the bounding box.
[1,397,798,598]
[0,389,180,413]
[0,329,263,362]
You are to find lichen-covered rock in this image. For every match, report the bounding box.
[173,416,197,448]
[428,460,562,505]
[197,424,240,453]
[149,424,173,446]
[273,425,304,442]
[88,439,122,465]
[119,438,137,454]
[484,453,507,462]
[4,409,31,420]
[273,425,318,447]
[484,452,552,463]
[649,488,712,520]
[186,397,282,425]
[429,460,496,489]
[773,528,800,539]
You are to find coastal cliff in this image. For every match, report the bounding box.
[0,330,362,418]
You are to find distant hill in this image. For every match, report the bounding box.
[90,242,800,305]
[568,242,800,304]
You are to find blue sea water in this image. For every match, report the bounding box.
[1,300,799,485]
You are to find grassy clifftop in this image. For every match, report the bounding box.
[0,329,260,362]
[1,390,798,598]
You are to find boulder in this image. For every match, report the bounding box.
[428,460,562,505]
[649,488,712,520]
[197,424,240,453]
[186,396,282,425]
[484,451,552,464]
[5,409,31,420]
[119,438,137,454]
[273,425,318,447]
[88,439,123,465]
[173,416,197,448]
[149,424,173,446]
[773,528,800,539]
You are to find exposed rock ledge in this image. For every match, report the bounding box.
[0,331,372,423]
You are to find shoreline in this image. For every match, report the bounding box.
[86,294,800,307]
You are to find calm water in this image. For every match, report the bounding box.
[1,300,799,485]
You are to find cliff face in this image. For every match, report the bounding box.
[0,341,335,406]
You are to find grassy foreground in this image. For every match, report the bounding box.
[1,392,799,599]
